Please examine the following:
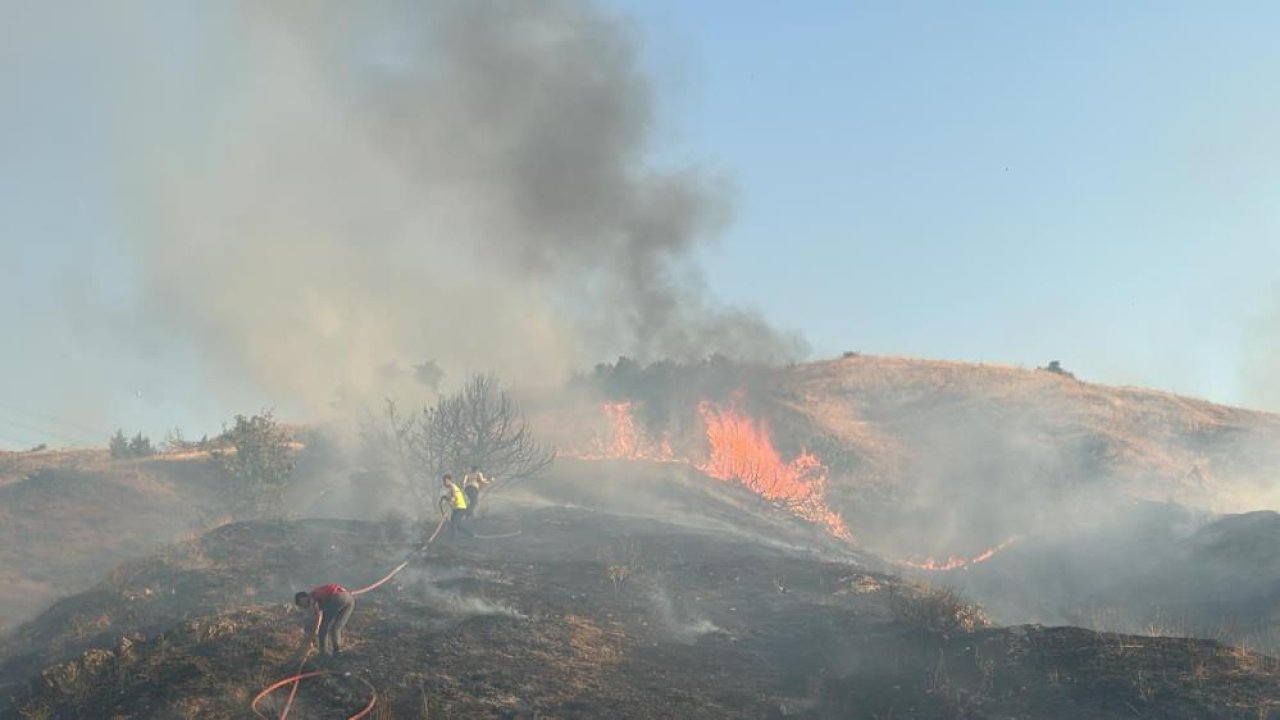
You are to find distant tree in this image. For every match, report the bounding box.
[212,410,295,519]
[414,360,444,391]
[580,355,778,438]
[129,433,155,457]
[110,429,155,459]
[1042,360,1076,379]
[359,374,554,519]
[109,430,130,459]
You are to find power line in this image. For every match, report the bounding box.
[0,401,111,438]
[0,417,95,446]
[0,430,46,450]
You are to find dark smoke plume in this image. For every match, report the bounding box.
[113,0,806,415]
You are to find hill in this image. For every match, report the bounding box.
[0,450,226,628]
[555,354,1280,563]
[787,355,1280,504]
[5,353,1280,716]
[6,465,1280,719]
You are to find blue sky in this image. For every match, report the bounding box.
[612,0,1280,398]
[3,2,1279,447]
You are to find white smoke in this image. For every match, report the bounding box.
[104,0,805,418]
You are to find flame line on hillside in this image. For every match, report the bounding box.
[897,537,1020,572]
[564,401,851,539]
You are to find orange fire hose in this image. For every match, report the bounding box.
[350,559,411,596]
[346,674,379,719]
[251,669,379,720]
[252,511,451,719]
[279,613,323,718]
[251,671,325,716]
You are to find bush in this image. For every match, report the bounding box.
[128,433,154,457]
[109,430,129,458]
[890,584,989,635]
[1041,360,1076,379]
[211,411,295,520]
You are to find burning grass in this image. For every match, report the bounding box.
[566,400,851,539]
[898,536,1020,572]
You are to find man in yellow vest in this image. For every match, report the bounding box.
[441,473,472,540]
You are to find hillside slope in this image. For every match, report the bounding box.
[547,355,1280,566]
[775,356,1280,558]
[789,356,1280,496]
[6,484,1280,719]
[0,451,226,627]
[7,353,1280,683]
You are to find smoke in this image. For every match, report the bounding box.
[398,567,527,619]
[1241,292,1280,413]
[110,0,805,418]
[643,581,721,643]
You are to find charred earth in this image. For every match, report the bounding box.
[4,463,1280,719]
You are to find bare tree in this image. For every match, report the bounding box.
[359,374,554,518]
[428,374,555,480]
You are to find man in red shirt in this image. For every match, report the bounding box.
[293,583,355,656]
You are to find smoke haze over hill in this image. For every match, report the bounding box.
[99,0,806,418]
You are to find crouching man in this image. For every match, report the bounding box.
[294,583,355,657]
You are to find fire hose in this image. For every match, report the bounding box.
[252,512,451,719]
[250,668,378,720]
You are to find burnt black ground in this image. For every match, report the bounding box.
[4,464,1280,719]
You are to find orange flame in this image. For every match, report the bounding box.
[696,403,850,539]
[898,537,1019,571]
[577,402,678,462]
[568,400,851,539]
[602,402,638,457]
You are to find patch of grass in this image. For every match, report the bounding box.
[597,537,646,592]
[16,699,53,720]
[889,583,989,636]
[607,565,632,592]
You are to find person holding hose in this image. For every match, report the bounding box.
[294,583,355,657]
[462,465,491,518]
[442,473,472,540]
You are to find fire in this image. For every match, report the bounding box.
[898,537,1019,571]
[602,402,638,457]
[697,403,850,539]
[568,400,851,540]
[578,402,678,462]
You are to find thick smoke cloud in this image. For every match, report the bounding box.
[116,0,805,416]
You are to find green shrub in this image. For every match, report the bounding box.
[211,411,295,519]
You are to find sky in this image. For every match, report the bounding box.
[2,1,1279,448]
